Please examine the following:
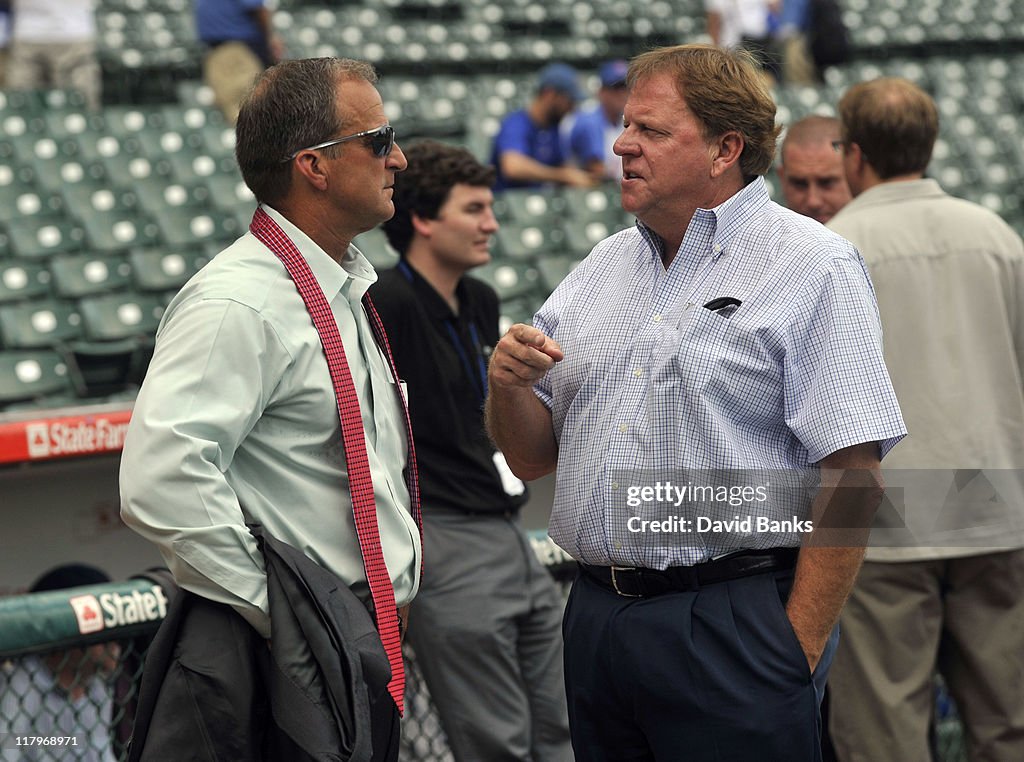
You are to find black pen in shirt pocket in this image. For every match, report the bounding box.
[702,296,742,318]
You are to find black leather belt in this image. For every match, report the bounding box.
[579,548,799,598]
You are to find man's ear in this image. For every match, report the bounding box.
[709,130,744,178]
[847,142,866,171]
[292,150,330,192]
[411,213,433,238]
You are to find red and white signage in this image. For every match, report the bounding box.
[68,594,106,635]
[0,408,133,464]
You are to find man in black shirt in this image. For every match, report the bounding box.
[370,140,572,762]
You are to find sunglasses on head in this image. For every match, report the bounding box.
[284,124,395,162]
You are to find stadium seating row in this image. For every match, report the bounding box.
[3,0,1023,416]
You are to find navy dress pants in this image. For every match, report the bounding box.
[563,568,838,762]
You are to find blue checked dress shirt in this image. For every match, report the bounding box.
[534,177,906,568]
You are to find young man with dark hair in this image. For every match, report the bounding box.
[371,140,572,762]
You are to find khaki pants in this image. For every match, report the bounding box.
[829,550,1024,762]
[783,34,818,86]
[6,39,100,109]
[203,41,263,125]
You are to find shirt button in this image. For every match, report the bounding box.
[653,313,663,323]
[611,482,619,490]
[713,243,723,254]
[618,424,627,433]
[633,368,643,377]
[614,541,623,549]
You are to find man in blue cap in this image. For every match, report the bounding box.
[569,59,629,182]
[490,62,595,191]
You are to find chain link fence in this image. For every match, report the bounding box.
[1,537,966,761]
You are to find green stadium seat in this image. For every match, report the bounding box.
[561,217,619,258]
[0,350,74,407]
[132,177,214,215]
[161,104,225,133]
[197,123,237,159]
[0,160,39,209]
[0,90,44,114]
[129,248,208,292]
[166,152,237,185]
[77,292,164,341]
[39,89,90,111]
[175,81,217,109]
[153,206,242,248]
[0,189,66,224]
[493,222,566,262]
[4,218,87,259]
[99,153,173,189]
[62,337,151,398]
[0,262,52,304]
[497,296,543,332]
[49,255,133,299]
[536,255,581,292]
[494,188,567,225]
[134,127,206,161]
[472,261,542,301]
[203,171,256,210]
[79,209,162,254]
[562,185,624,223]
[43,109,105,141]
[0,299,82,349]
[60,181,139,220]
[72,131,142,164]
[30,155,108,194]
[103,106,164,139]
[0,116,55,160]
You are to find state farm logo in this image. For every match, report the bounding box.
[22,418,130,459]
[26,423,50,458]
[66,586,170,635]
[69,594,105,634]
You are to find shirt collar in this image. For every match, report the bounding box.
[634,175,770,264]
[645,176,771,265]
[708,176,771,254]
[258,204,378,301]
[835,177,944,218]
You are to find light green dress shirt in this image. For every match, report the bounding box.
[119,205,421,637]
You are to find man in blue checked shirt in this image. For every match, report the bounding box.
[486,44,907,761]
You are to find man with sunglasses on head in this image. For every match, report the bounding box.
[369,140,573,762]
[120,58,418,761]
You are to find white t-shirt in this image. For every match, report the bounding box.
[705,0,771,49]
[11,0,96,44]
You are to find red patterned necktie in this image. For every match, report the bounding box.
[250,208,420,715]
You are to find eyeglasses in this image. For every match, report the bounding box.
[284,124,395,162]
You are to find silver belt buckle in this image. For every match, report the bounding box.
[610,566,642,597]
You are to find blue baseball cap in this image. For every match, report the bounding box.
[600,59,629,88]
[537,62,585,102]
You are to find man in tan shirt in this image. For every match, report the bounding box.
[827,77,1024,762]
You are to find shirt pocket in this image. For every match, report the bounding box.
[653,306,738,390]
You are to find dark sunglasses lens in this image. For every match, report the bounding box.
[371,126,394,157]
